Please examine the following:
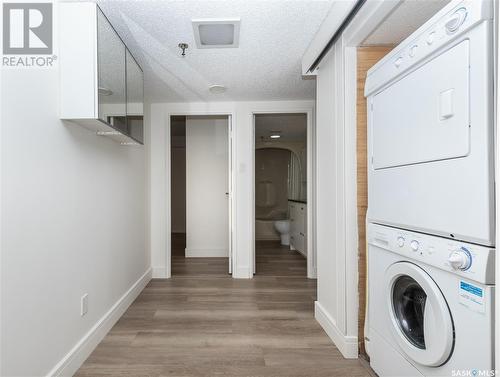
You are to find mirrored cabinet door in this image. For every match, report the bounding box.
[97,8,126,133]
[126,50,144,144]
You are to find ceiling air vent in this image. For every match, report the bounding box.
[192,18,240,48]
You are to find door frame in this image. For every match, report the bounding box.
[166,111,235,277]
[251,109,316,278]
[494,0,499,368]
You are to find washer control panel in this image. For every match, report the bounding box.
[365,0,492,97]
[368,223,495,285]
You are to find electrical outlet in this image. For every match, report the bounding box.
[81,294,88,316]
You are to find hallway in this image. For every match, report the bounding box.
[75,242,371,376]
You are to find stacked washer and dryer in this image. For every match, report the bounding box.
[364,1,495,376]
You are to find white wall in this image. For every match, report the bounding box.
[148,101,314,279]
[307,0,409,360]
[185,116,229,257]
[313,42,359,358]
[1,65,149,376]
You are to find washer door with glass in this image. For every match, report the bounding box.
[385,262,454,367]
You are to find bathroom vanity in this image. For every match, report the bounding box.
[288,200,307,257]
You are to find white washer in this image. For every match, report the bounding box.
[368,223,495,377]
[365,0,494,246]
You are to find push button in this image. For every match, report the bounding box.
[410,240,419,252]
[397,237,405,247]
[409,45,418,58]
[426,32,435,45]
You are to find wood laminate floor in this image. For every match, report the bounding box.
[76,236,371,377]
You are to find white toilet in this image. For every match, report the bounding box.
[274,220,290,246]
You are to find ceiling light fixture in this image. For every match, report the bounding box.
[192,18,241,49]
[209,84,226,94]
[270,134,281,139]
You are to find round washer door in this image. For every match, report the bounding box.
[385,262,454,367]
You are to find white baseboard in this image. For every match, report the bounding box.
[185,248,228,257]
[47,268,152,377]
[315,301,358,359]
[307,267,317,280]
[152,266,168,278]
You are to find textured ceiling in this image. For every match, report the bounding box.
[362,0,451,46]
[255,113,307,142]
[93,0,334,103]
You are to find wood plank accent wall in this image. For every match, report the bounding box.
[356,46,393,359]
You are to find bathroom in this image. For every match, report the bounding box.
[254,113,308,275]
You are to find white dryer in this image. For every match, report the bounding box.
[368,223,495,377]
[364,0,494,246]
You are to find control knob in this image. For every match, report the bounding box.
[410,240,419,252]
[445,8,468,33]
[448,247,472,271]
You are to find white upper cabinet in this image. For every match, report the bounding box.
[60,2,143,145]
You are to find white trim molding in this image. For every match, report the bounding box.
[315,301,358,359]
[152,266,167,278]
[47,268,152,377]
[148,100,315,280]
[494,0,499,368]
[232,265,253,279]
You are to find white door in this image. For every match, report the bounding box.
[185,116,229,258]
[227,115,233,274]
[371,41,470,170]
[385,262,454,367]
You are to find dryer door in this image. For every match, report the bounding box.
[371,40,470,170]
[385,262,454,367]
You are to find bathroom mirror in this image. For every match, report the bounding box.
[97,8,127,133]
[126,50,144,143]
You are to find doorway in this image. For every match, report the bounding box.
[253,113,310,277]
[170,115,232,276]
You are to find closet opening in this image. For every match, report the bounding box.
[170,115,233,276]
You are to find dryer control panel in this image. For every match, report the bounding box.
[368,223,495,285]
[365,0,493,97]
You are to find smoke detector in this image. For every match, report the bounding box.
[192,18,240,48]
